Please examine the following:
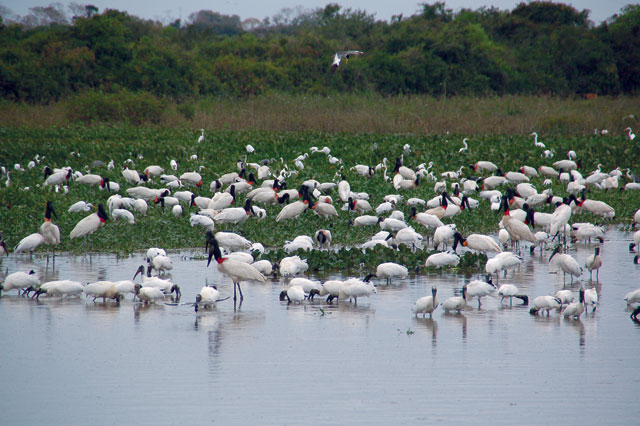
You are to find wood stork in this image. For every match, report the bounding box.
[133,283,165,303]
[0,234,8,257]
[84,281,122,303]
[180,171,203,187]
[318,280,345,303]
[584,287,598,312]
[76,173,103,186]
[376,262,408,284]
[338,274,377,304]
[497,284,528,306]
[529,295,562,315]
[549,246,582,284]
[0,270,39,295]
[208,231,252,252]
[555,289,574,306]
[277,255,309,279]
[441,287,467,313]
[425,250,460,268]
[133,265,180,300]
[195,285,228,312]
[279,285,306,304]
[35,280,84,299]
[624,288,640,308]
[465,276,497,308]
[112,208,135,224]
[412,287,438,318]
[563,288,585,319]
[585,247,602,281]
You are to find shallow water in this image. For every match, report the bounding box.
[1,229,639,425]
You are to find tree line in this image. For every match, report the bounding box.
[1,2,639,102]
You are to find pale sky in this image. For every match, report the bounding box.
[0,0,634,24]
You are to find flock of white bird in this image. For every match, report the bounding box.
[2,129,640,321]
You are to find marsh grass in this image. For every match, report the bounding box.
[1,94,638,135]
[1,124,639,267]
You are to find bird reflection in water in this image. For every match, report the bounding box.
[412,317,438,350]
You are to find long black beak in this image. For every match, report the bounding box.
[515,295,529,305]
[133,265,144,279]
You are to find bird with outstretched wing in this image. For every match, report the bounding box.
[331,50,364,73]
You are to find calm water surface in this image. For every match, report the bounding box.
[1,229,639,425]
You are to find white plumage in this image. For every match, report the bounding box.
[376,262,408,284]
[208,237,266,303]
[412,287,438,317]
[68,201,93,213]
[70,204,109,239]
[441,287,467,313]
[425,251,460,268]
[112,208,135,224]
[530,295,562,315]
[195,285,222,311]
[38,280,84,298]
[549,247,582,284]
[465,277,497,308]
[0,270,39,294]
[563,288,585,319]
[14,233,45,254]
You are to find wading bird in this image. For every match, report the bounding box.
[412,286,438,318]
[549,246,582,284]
[207,236,266,304]
[585,247,602,281]
[69,204,109,249]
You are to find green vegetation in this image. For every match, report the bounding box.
[1,2,639,272]
[0,126,638,274]
[1,2,639,103]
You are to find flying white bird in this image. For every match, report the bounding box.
[331,50,364,72]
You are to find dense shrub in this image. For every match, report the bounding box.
[65,90,165,124]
